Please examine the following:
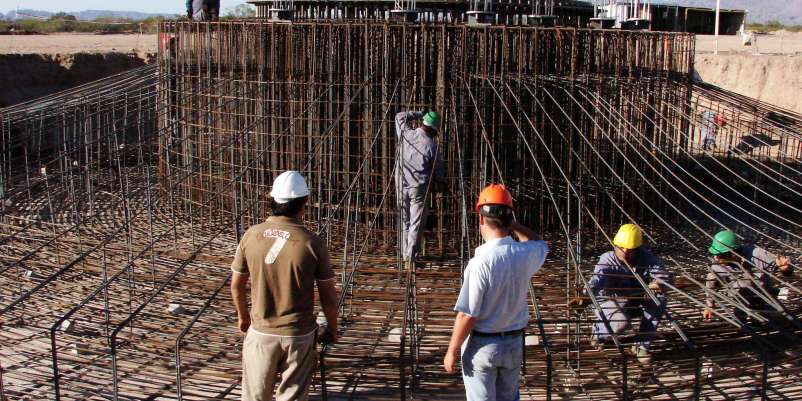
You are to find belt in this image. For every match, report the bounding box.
[471,329,524,337]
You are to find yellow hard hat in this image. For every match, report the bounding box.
[612,224,643,250]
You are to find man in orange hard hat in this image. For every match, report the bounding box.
[443,184,548,401]
[587,224,671,364]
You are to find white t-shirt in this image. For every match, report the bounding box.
[454,236,548,333]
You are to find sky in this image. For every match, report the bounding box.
[0,0,249,15]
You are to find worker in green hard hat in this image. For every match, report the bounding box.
[703,230,793,323]
[394,110,446,270]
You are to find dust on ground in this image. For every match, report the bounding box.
[0,33,157,55]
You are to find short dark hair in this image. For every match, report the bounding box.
[482,214,513,230]
[270,196,308,217]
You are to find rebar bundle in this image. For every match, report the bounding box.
[0,18,801,401]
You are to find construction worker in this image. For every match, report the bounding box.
[587,224,671,364]
[703,230,793,324]
[443,184,548,401]
[230,171,339,401]
[187,0,220,20]
[394,110,446,268]
[700,111,725,151]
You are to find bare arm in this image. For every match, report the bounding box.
[317,279,339,342]
[511,221,541,242]
[443,312,476,373]
[230,271,250,334]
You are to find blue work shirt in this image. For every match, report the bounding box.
[588,247,670,299]
[455,236,549,333]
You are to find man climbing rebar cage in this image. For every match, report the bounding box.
[394,110,446,269]
[230,171,339,401]
[443,184,548,401]
[700,110,726,151]
[586,224,673,364]
[703,230,793,326]
[187,0,220,20]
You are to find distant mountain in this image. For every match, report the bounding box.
[654,0,802,24]
[5,9,176,21]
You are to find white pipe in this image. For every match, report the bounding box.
[715,0,721,54]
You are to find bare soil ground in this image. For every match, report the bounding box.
[0,33,157,55]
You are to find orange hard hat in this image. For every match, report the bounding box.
[715,113,726,126]
[475,184,514,212]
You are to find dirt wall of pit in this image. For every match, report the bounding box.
[694,54,802,115]
[0,52,153,107]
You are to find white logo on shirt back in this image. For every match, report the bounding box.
[262,229,291,264]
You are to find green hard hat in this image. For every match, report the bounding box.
[423,111,440,129]
[709,230,739,255]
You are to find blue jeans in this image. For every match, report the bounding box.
[461,334,522,401]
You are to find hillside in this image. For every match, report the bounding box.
[659,0,802,25]
[4,9,175,21]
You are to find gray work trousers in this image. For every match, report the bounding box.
[401,185,429,261]
[592,296,666,348]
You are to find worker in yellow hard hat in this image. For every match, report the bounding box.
[586,224,672,364]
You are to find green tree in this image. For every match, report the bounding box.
[49,12,77,21]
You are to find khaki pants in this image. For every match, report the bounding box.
[241,328,317,401]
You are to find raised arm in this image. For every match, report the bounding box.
[394,111,424,140]
[510,221,541,242]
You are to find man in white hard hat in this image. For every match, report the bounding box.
[394,110,446,268]
[230,171,339,401]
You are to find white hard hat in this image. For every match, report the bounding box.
[270,171,310,204]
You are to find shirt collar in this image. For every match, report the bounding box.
[266,215,305,227]
[475,236,515,257]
